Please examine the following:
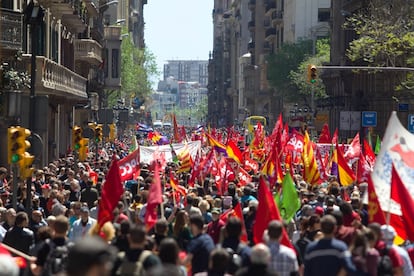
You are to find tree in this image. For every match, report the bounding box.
[290,38,330,98]
[266,39,313,101]
[108,28,159,107]
[344,0,414,90]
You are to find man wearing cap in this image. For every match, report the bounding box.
[68,206,96,241]
[207,208,225,244]
[381,225,413,276]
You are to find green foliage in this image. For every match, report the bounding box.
[345,0,414,67]
[344,0,414,91]
[290,38,330,97]
[108,28,159,107]
[266,39,313,100]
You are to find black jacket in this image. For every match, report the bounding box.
[3,226,35,254]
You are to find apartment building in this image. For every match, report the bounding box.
[0,0,123,166]
[163,60,209,88]
[208,0,331,127]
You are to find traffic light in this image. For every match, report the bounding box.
[94,124,103,143]
[307,64,317,84]
[20,152,35,178]
[109,123,116,142]
[72,126,83,151]
[8,127,20,164]
[79,138,89,162]
[7,127,30,165]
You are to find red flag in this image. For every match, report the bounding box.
[219,203,248,242]
[367,174,386,225]
[344,133,360,160]
[118,149,140,182]
[318,123,331,143]
[244,154,259,173]
[188,151,202,187]
[286,129,304,153]
[172,113,181,143]
[253,177,293,249]
[226,140,243,164]
[363,140,376,167]
[97,156,124,230]
[332,128,338,145]
[390,164,414,242]
[145,161,163,230]
[357,153,371,184]
[237,167,252,186]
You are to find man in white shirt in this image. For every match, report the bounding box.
[68,206,96,241]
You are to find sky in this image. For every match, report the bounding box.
[144,0,214,83]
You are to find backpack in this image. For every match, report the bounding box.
[377,244,394,276]
[42,239,73,276]
[225,243,246,274]
[117,250,153,276]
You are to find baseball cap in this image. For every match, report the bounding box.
[381,225,396,243]
[211,208,221,215]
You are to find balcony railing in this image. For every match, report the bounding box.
[0,9,23,51]
[74,39,103,65]
[104,26,121,40]
[50,0,87,32]
[22,55,87,99]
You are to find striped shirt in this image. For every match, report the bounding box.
[304,237,357,276]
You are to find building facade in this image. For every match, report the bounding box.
[208,0,331,127]
[0,0,127,167]
[163,60,209,88]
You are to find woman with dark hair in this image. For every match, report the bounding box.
[170,210,192,250]
[349,229,379,276]
[158,238,186,276]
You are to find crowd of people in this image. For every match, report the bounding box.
[0,129,413,276]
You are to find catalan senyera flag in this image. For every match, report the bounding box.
[302,131,320,185]
[177,144,193,173]
[331,145,355,186]
[226,140,243,164]
[169,172,187,196]
[205,132,227,156]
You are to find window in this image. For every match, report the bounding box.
[318,8,330,22]
[112,49,119,78]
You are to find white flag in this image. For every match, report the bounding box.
[372,112,414,215]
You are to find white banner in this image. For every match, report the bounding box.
[372,112,414,215]
[140,141,201,164]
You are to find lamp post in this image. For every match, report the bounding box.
[24,0,44,213]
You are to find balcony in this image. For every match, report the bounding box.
[0,9,23,52]
[271,10,283,24]
[265,1,276,16]
[50,0,87,33]
[248,20,255,32]
[104,26,121,40]
[22,55,87,100]
[74,39,103,65]
[248,0,256,11]
[265,28,276,41]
